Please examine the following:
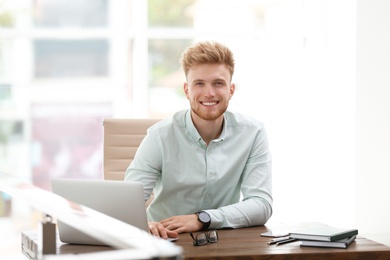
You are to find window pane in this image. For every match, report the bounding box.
[0,40,13,81]
[31,103,111,190]
[148,39,191,117]
[33,0,108,28]
[0,120,23,142]
[148,0,196,28]
[0,0,28,28]
[0,120,24,177]
[0,1,15,28]
[34,40,109,78]
[0,84,11,101]
[192,0,266,32]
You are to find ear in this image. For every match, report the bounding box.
[229,83,236,99]
[184,82,189,98]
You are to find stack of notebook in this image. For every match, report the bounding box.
[289,226,358,248]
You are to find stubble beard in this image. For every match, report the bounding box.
[191,102,228,121]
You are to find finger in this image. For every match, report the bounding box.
[166,229,179,239]
[162,221,177,230]
[169,225,186,234]
[156,225,169,239]
[148,224,160,237]
[150,223,170,239]
[160,217,174,226]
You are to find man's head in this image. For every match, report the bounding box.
[181,41,236,122]
[180,41,235,80]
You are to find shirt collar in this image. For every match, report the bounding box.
[185,109,227,144]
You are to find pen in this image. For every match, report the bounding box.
[275,238,298,246]
[267,236,291,245]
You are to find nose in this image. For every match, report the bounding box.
[203,84,215,97]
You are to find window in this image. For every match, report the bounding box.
[34,40,109,78]
[31,103,111,190]
[148,0,195,28]
[0,0,356,237]
[1,0,307,199]
[33,0,108,28]
[148,39,190,117]
[0,84,11,100]
[0,40,13,83]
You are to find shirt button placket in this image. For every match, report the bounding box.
[203,145,214,208]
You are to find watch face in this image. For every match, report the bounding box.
[199,212,211,223]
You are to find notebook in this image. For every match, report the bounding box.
[51,178,149,246]
[289,226,358,242]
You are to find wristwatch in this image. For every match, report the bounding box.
[196,211,211,230]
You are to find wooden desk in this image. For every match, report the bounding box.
[174,223,390,260]
[23,223,390,260]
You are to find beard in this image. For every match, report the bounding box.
[190,101,228,121]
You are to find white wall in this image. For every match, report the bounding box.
[356,0,390,246]
[264,0,357,229]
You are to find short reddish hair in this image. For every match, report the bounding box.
[180,41,235,79]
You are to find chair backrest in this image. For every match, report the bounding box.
[102,118,160,180]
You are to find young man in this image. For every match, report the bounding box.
[125,41,272,239]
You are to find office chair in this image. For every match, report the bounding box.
[102,118,160,181]
[102,118,160,207]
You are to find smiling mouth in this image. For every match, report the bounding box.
[201,101,218,106]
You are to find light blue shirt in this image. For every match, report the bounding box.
[125,109,272,229]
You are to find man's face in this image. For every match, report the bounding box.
[184,63,235,121]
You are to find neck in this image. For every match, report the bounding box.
[191,111,224,145]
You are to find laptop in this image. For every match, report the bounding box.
[51,178,149,246]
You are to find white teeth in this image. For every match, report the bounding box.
[203,102,217,106]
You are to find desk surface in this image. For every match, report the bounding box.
[24,222,390,260]
[173,222,390,260]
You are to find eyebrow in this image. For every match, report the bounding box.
[191,78,227,84]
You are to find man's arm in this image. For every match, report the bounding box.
[206,128,273,229]
[124,130,161,201]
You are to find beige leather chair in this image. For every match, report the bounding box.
[102,118,160,181]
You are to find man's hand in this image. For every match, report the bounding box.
[148,221,178,239]
[159,214,203,234]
